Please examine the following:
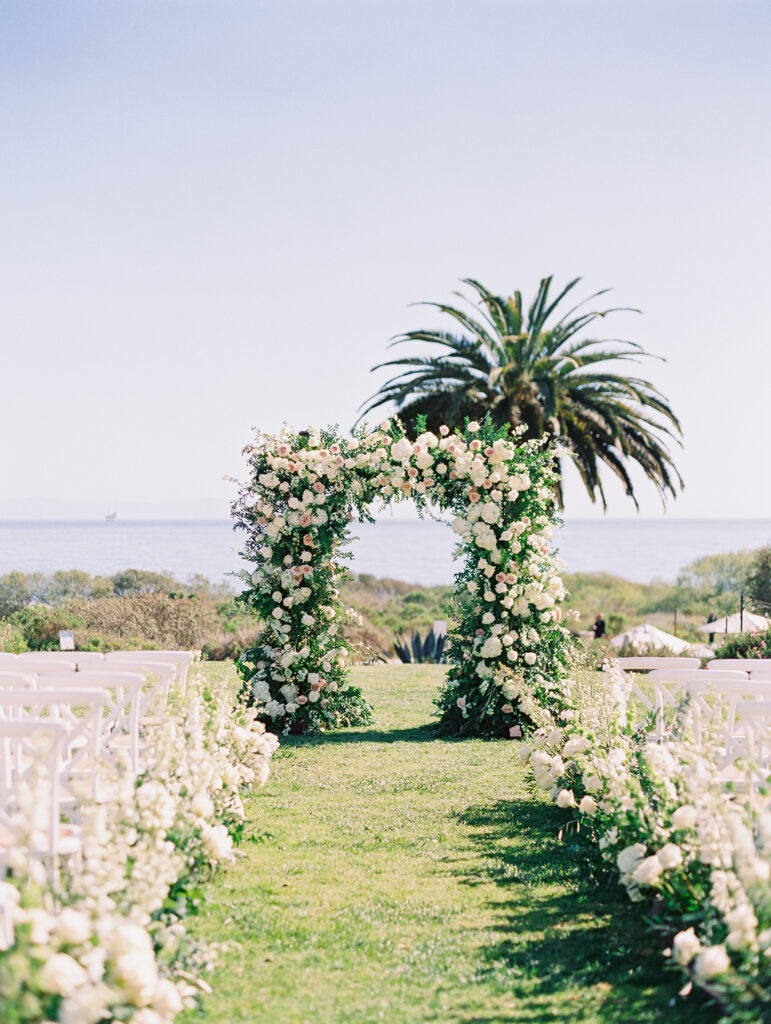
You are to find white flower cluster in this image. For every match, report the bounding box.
[233,421,570,736]
[517,659,771,1012]
[0,671,278,1023]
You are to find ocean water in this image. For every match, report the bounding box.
[0,518,769,587]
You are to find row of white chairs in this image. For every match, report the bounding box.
[616,658,771,785]
[617,656,771,677]
[0,649,194,692]
[0,651,195,880]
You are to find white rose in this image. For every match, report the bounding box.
[252,679,271,703]
[672,927,702,965]
[693,945,731,980]
[578,795,597,815]
[391,437,413,461]
[480,503,500,525]
[480,636,503,659]
[56,908,92,946]
[725,904,758,933]
[631,855,662,887]
[202,823,235,862]
[524,652,536,666]
[671,805,697,830]
[563,736,590,757]
[152,978,184,1017]
[616,843,646,876]
[191,792,214,820]
[131,1011,164,1024]
[41,953,89,997]
[556,789,576,808]
[59,983,112,1024]
[656,843,683,870]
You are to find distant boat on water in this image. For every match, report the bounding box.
[104,512,119,521]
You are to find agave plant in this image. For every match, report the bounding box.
[392,629,447,664]
[359,276,683,509]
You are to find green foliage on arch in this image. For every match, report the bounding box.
[232,418,571,737]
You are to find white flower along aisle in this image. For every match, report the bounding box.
[232,419,571,737]
[0,674,279,1023]
[517,662,771,1018]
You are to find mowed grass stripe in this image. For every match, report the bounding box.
[183,664,714,1024]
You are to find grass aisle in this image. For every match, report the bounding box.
[184,664,706,1024]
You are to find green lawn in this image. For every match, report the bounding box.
[183,663,715,1024]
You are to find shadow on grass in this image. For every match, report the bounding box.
[282,724,461,746]
[455,798,720,1024]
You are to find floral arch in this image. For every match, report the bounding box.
[232,419,570,737]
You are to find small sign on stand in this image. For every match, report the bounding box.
[59,630,75,651]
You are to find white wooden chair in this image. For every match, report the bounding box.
[104,650,194,695]
[617,657,702,671]
[18,651,105,670]
[81,660,177,718]
[680,678,771,767]
[707,658,771,672]
[0,689,112,802]
[34,673,147,777]
[647,669,748,739]
[617,657,702,711]
[19,660,77,675]
[735,700,771,772]
[0,654,18,666]
[0,672,35,689]
[0,721,79,878]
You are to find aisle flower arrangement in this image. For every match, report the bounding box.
[232,418,570,737]
[516,660,771,1020]
[0,672,278,1024]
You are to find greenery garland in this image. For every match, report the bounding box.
[232,417,570,736]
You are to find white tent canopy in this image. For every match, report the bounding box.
[609,623,692,653]
[697,612,769,635]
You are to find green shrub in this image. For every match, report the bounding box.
[713,627,771,660]
[9,606,85,651]
[0,619,27,653]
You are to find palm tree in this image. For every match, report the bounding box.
[358,276,683,509]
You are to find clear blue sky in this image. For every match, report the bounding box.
[1,0,768,519]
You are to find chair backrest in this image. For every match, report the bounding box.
[20,661,77,674]
[80,661,176,712]
[0,654,18,665]
[617,657,702,671]
[104,650,194,696]
[0,720,68,866]
[749,668,771,679]
[0,689,112,801]
[0,673,34,689]
[707,659,771,672]
[684,678,771,699]
[18,651,105,669]
[734,700,771,770]
[645,669,748,741]
[33,673,147,775]
[649,669,749,684]
[105,650,194,666]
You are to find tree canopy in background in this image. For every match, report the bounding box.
[360,276,683,509]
